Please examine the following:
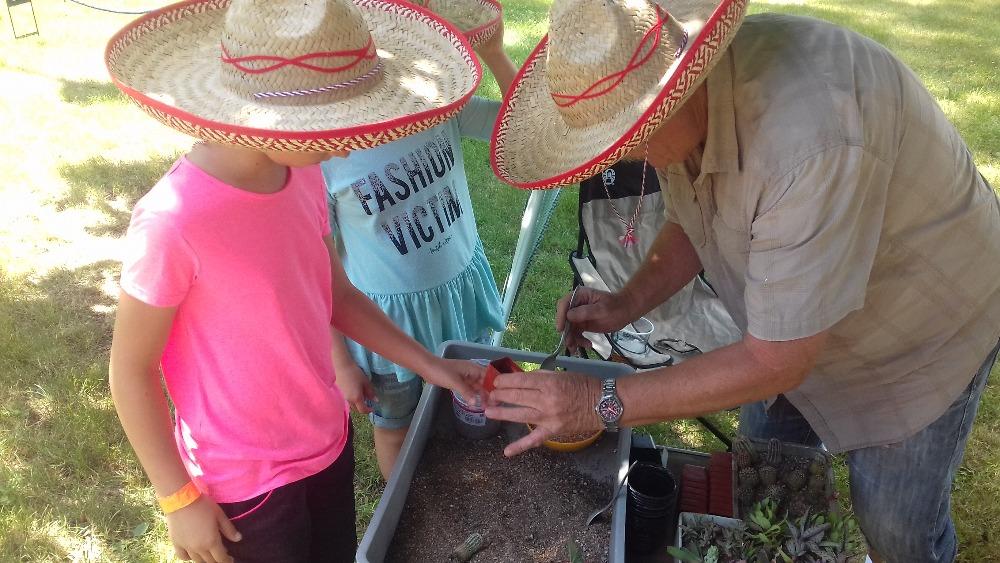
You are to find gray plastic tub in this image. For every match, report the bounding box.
[357,341,635,563]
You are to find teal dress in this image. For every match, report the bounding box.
[320,97,504,383]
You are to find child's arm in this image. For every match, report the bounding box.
[330,327,375,413]
[324,236,484,398]
[109,292,241,563]
[476,18,517,95]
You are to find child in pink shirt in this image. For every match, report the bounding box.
[105,1,484,561]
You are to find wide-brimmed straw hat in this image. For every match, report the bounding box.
[491,0,748,189]
[414,0,503,48]
[105,0,482,152]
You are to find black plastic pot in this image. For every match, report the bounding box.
[625,462,678,554]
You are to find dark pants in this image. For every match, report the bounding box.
[219,425,357,563]
[739,341,999,563]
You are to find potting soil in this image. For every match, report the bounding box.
[387,432,612,562]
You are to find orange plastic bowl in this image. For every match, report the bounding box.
[527,424,604,453]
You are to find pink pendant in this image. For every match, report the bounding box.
[619,230,637,248]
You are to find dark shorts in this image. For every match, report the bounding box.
[218,424,357,563]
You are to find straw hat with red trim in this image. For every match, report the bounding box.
[491,0,748,189]
[413,0,503,48]
[105,0,483,152]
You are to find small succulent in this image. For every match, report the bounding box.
[764,438,783,467]
[734,436,758,468]
[739,466,760,489]
[737,485,756,507]
[808,458,828,476]
[786,494,811,518]
[807,472,826,493]
[783,468,807,492]
[758,464,778,487]
[449,533,486,562]
[763,483,787,504]
[784,511,832,561]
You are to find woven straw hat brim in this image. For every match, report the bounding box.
[491,0,748,189]
[422,0,502,47]
[106,0,482,152]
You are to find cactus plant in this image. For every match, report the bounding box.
[449,533,486,562]
[758,464,778,487]
[787,493,811,518]
[807,472,826,493]
[733,436,757,467]
[738,466,760,489]
[808,458,827,476]
[783,468,807,492]
[763,483,787,504]
[764,438,782,467]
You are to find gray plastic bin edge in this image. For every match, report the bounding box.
[356,341,635,563]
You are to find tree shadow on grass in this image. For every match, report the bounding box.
[58,78,125,106]
[0,262,159,561]
[56,154,178,238]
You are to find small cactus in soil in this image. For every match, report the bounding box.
[739,466,760,489]
[808,472,826,493]
[809,457,828,476]
[787,493,811,518]
[759,464,778,487]
[738,485,756,506]
[449,533,486,562]
[763,483,787,504]
[733,436,757,467]
[784,468,808,492]
[735,449,755,470]
[764,438,783,467]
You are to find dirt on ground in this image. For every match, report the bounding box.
[387,432,613,563]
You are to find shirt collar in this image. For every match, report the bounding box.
[699,51,740,175]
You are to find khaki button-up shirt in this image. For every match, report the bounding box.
[661,14,1000,452]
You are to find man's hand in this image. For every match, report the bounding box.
[556,287,635,352]
[166,496,241,563]
[485,370,603,457]
[420,357,485,400]
[334,362,375,414]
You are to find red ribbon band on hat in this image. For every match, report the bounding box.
[550,6,682,108]
[220,37,377,75]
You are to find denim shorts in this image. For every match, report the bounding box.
[366,372,423,430]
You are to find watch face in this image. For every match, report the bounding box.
[598,396,623,422]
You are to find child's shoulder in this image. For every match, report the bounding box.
[130,157,206,227]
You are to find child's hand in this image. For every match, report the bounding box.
[421,357,485,399]
[335,362,376,414]
[165,496,241,563]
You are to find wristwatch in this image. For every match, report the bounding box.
[595,378,624,431]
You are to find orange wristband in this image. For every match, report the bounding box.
[157,481,202,514]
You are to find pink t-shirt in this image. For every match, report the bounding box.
[120,157,349,503]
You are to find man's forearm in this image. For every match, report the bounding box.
[617,332,827,426]
[619,221,702,319]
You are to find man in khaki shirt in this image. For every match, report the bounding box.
[487,3,1000,562]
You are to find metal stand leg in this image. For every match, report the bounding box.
[697,416,732,450]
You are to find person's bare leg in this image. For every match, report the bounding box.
[373,426,409,480]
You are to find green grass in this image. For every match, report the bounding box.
[0,0,997,560]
